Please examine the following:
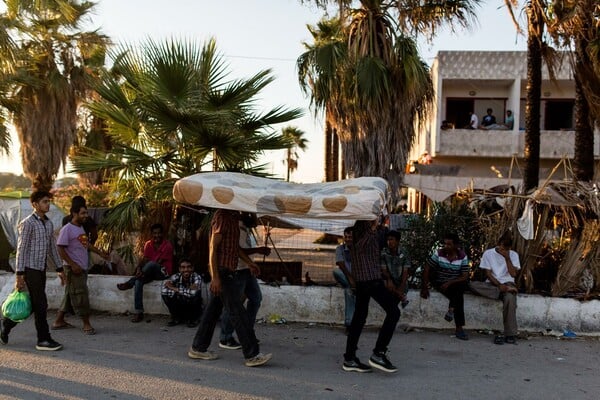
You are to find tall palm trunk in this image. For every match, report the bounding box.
[332,128,339,180]
[325,119,334,181]
[523,1,544,193]
[572,19,594,181]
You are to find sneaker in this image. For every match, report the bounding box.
[369,352,398,373]
[245,352,272,367]
[505,335,517,344]
[455,330,469,341]
[343,357,372,373]
[36,339,63,351]
[219,338,242,350]
[188,347,218,360]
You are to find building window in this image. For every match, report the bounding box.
[544,100,574,130]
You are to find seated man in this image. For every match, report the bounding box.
[161,257,203,327]
[332,227,355,332]
[503,110,514,129]
[421,232,470,340]
[117,223,174,322]
[380,230,410,308]
[469,232,520,344]
[481,108,496,127]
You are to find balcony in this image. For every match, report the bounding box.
[435,128,597,159]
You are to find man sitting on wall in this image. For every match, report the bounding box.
[469,232,521,345]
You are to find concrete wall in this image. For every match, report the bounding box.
[1,272,599,335]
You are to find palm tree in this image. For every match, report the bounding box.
[299,1,480,197]
[71,38,302,238]
[0,0,108,191]
[282,126,309,181]
[299,2,434,198]
[548,0,599,181]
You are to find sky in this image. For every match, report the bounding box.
[0,0,527,183]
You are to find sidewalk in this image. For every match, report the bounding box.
[1,312,599,400]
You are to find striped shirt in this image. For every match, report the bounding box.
[427,248,469,284]
[349,221,382,282]
[380,247,411,286]
[16,212,63,274]
[211,209,240,270]
[161,272,202,298]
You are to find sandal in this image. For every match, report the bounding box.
[455,330,469,340]
[131,313,144,323]
[494,335,505,345]
[51,322,75,330]
[444,310,454,322]
[83,327,96,335]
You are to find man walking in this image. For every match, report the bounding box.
[53,204,108,335]
[0,191,65,351]
[188,209,271,367]
[219,212,270,349]
[332,227,355,333]
[343,219,400,373]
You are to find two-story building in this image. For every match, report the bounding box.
[404,51,600,211]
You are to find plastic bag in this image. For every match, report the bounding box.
[2,290,32,322]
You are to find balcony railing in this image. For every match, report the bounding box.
[435,128,594,159]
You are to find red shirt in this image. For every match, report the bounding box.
[143,239,174,275]
[211,209,240,270]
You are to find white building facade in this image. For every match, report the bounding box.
[405,51,600,209]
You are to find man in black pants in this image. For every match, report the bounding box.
[187,209,271,367]
[343,219,400,373]
[1,191,65,351]
[421,232,470,340]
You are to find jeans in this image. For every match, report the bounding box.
[220,269,262,341]
[162,292,203,323]
[344,279,400,361]
[2,268,52,342]
[125,262,168,313]
[192,267,260,359]
[332,268,356,327]
[434,281,468,328]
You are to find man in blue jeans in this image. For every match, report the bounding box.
[219,213,270,349]
[117,223,174,322]
[332,227,355,333]
[188,209,271,367]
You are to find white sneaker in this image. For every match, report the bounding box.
[245,352,272,367]
[188,348,218,360]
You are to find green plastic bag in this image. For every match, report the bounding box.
[2,290,32,322]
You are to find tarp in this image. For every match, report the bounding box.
[173,172,389,220]
[0,194,65,250]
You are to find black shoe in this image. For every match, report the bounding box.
[117,282,133,291]
[369,352,398,373]
[505,336,517,344]
[342,357,372,373]
[219,338,242,350]
[36,339,63,351]
[186,320,199,328]
[166,319,181,327]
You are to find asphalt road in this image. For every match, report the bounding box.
[1,312,599,400]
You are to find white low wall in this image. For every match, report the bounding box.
[1,272,599,334]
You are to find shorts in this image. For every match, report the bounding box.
[60,267,91,317]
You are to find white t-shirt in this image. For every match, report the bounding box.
[470,113,479,129]
[479,248,520,284]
